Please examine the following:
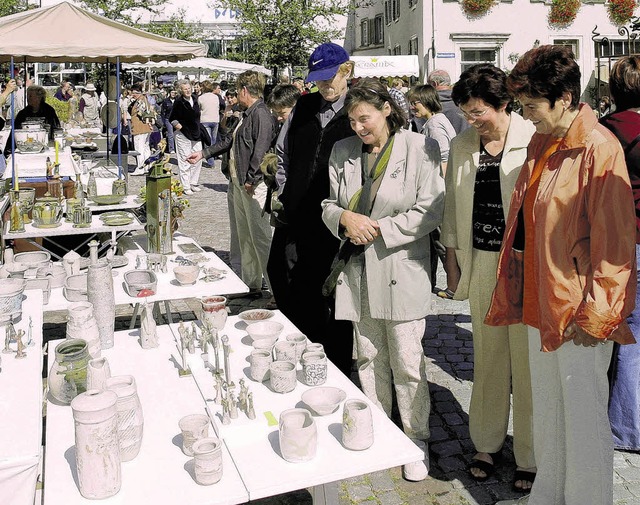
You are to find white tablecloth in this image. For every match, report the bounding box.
[0,290,44,505]
[4,147,79,179]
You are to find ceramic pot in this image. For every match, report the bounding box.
[71,389,121,499]
[65,198,82,222]
[286,332,307,362]
[269,361,297,394]
[0,278,26,323]
[87,262,115,349]
[87,357,111,391]
[66,301,101,358]
[48,339,90,405]
[302,351,327,386]
[179,414,210,456]
[274,341,297,364]
[279,408,317,463]
[37,263,67,289]
[200,296,227,332]
[249,349,272,382]
[342,399,374,451]
[32,198,63,227]
[105,375,144,462]
[192,437,223,485]
[303,343,324,357]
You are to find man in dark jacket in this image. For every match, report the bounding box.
[267,43,356,376]
[427,69,469,135]
[187,71,276,293]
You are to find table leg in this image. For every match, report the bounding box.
[309,482,339,505]
[163,300,173,324]
[129,303,141,329]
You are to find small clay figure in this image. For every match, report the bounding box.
[15,330,26,359]
[180,339,188,371]
[140,299,158,349]
[3,320,16,354]
[178,321,186,345]
[191,322,200,346]
[212,330,220,373]
[221,397,231,425]
[247,393,256,420]
[229,392,238,419]
[222,335,231,383]
[213,373,222,404]
[26,317,34,347]
[239,379,248,412]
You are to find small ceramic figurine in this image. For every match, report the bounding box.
[3,319,16,354]
[222,335,231,384]
[181,339,188,371]
[191,321,199,346]
[140,299,158,349]
[178,321,186,344]
[15,330,26,359]
[26,317,34,347]
[229,392,238,419]
[247,393,256,420]
[239,379,248,412]
[221,397,231,425]
[212,330,220,374]
[213,373,222,404]
[187,330,196,354]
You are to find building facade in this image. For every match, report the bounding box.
[345,0,637,102]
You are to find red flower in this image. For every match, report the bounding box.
[548,0,581,28]
[608,0,637,26]
[462,0,496,17]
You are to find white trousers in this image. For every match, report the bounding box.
[175,131,202,190]
[227,180,242,276]
[133,133,150,170]
[354,280,430,440]
[232,179,272,291]
[527,326,613,505]
[468,249,534,468]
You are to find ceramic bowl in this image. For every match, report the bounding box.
[64,273,88,302]
[173,265,200,285]
[251,336,278,350]
[90,195,125,205]
[5,263,29,278]
[37,263,67,289]
[301,387,347,416]
[238,308,274,325]
[246,321,284,342]
[14,251,51,269]
[0,278,26,322]
[124,270,158,297]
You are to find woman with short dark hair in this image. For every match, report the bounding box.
[322,78,445,482]
[488,45,636,505]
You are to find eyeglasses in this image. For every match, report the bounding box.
[458,108,490,120]
[410,100,421,107]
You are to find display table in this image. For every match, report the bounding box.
[86,195,142,213]
[43,327,250,505]
[0,290,44,505]
[4,148,79,179]
[177,311,424,503]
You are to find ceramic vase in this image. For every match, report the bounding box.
[192,437,223,485]
[249,349,272,382]
[200,296,227,332]
[269,361,297,393]
[105,375,144,462]
[48,339,90,405]
[71,389,121,499]
[66,301,101,359]
[87,262,115,349]
[302,351,328,386]
[87,357,111,391]
[342,399,374,451]
[286,332,307,362]
[279,408,317,462]
[179,414,210,456]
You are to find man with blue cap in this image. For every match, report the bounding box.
[267,42,356,376]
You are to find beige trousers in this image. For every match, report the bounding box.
[175,131,202,189]
[232,179,272,291]
[527,326,613,505]
[354,279,431,440]
[468,248,534,468]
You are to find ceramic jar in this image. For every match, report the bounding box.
[192,437,223,485]
[105,375,144,462]
[303,343,324,357]
[342,399,374,451]
[87,262,115,349]
[32,197,63,227]
[48,339,90,405]
[86,357,111,391]
[286,333,307,362]
[302,351,327,386]
[279,408,317,463]
[200,296,227,332]
[71,389,121,499]
[66,301,101,358]
[269,361,297,393]
[179,414,210,456]
[249,349,272,382]
[274,341,297,364]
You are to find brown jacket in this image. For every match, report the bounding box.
[130,98,153,136]
[485,104,637,351]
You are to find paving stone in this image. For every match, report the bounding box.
[617,466,640,483]
[376,490,404,505]
[369,471,396,492]
[430,440,463,457]
[347,484,375,502]
[429,426,449,442]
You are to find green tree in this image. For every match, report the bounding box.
[79,0,165,26]
[0,0,33,17]
[144,9,205,43]
[209,0,350,68]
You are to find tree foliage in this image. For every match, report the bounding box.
[79,0,165,26]
[144,9,205,43]
[0,0,34,17]
[209,0,350,68]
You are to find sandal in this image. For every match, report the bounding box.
[468,451,501,482]
[512,469,536,492]
[437,288,455,300]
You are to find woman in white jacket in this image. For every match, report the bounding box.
[321,78,445,482]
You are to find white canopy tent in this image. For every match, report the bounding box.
[123,57,272,77]
[351,55,420,78]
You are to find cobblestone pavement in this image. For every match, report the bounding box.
[44,157,640,504]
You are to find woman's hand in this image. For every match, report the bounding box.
[564,321,605,347]
[444,247,461,293]
[340,210,380,245]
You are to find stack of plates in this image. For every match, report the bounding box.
[99,211,135,226]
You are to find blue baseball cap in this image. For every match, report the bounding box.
[306,43,350,83]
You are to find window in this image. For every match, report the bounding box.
[360,19,369,47]
[392,0,400,20]
[554,38,579,58]
[595,39,630,58]
[393,44,402,55]
[409,37,419,55]
[460,48,498,72]
[385,0,391,24]
[373,15,384,45]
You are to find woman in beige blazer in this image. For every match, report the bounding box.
[441,64,536,492]
[322,78,445,482]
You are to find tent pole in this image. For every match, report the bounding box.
[106,58,111,160]
[10,57,15,188]
[116,57,122,178]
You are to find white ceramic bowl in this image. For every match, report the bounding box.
[238,308,274,325]
[251,337,278,350]
[173,265,200,285]
[246,321,284,342]
[301,387,347,416]
[14,251,51,268]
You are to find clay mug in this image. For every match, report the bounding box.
[286,332,307,362]
[342,399,374,451]
[302,351,327,386]
[269,361,297,393]
[192,437,223,485]
[250,349,272,382]
[279,408,317,463]
[303,343,324,358]
[179,414,210,456]
[274,340,296,364]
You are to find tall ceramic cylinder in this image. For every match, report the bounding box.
[105,375,144,462]
[87,262,115,349]
[48,339,89,405]
[279,408,317,463]
[66,301,101,358]
[71,389,121,499]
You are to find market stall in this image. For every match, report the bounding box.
[123,57,272,77]
[351,55,420,78]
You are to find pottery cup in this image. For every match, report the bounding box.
[302,351,327,386]
[342,399,374,451]
[286,332,307,362]
[269,361,297,393]
[279,408,317,463]
[179,414,210,456]
[249,349,272,382]
[274,340,297,364]
[303,343,324,358]
[192,437,223,485]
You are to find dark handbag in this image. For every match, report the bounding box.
[111,134,129,154]
[199,123,212,147]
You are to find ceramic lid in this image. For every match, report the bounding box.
[71,389,118,422]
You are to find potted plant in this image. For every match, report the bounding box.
[608,0,637,26]
[462,0,496,17]
[548,0,581,28]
